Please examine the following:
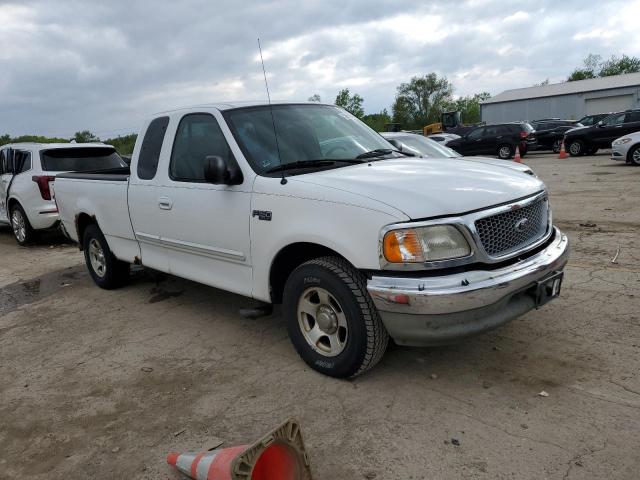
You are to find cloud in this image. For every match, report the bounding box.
[0,0,637,136]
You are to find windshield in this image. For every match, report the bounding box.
[391,135,461,158]
[223,104,397,174]
[41,147,125,171]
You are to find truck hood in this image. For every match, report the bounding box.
[292,158,544,219]
[461,156,533,174]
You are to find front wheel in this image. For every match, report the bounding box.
[283,256,389,378]
[10,204,35,246]
[82,224,129,289]
[497,144,514,159]
[628,144,640,166]
[568,140,585,156]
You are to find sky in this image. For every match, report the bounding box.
[1,0,639,138]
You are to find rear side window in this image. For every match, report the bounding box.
[137,116,170,180]
[41,148,124,172]
[169,113,236,182]
[17,151,31,172]
[626,111,640,122]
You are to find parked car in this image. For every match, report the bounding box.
[425,133,460,145]
[575,113,610,127]
[53,102,569,378]
[564,109,640,156]
[529,120,578,153]
[446,122,537,159]
[611,131,640,166]
[0,142,126,245]
[381,132,536,176]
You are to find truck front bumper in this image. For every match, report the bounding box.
[367,227,569,346]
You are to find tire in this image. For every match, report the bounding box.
[568,140,584,156]
[497,144,514,159]
[552,139,562,154]
[283,256,389,378]
[82,224,129,289]
[10,204,35,246]
[628,144,640,166]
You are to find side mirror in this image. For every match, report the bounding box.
[387,139,402,150]
[203,155,243,185]
[596,121,604,127]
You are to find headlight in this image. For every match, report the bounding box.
[383,225,471,263]
[613,138,632,145]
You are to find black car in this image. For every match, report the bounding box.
[575,113,610,127]
[530,120,577,153]
[446,122,537,159]
[564,109,640,156]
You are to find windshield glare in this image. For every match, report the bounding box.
[224,104,396,174]
[393,135,461,158]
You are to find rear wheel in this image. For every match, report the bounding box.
[10,204,35,246]
[497,144,514,159]
[283,256,389,378]
[568,140,585,156]
[552,139,562,154]
[82,224,129,289]
[628,144,640,166]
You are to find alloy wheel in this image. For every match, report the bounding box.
[297,287,348,357]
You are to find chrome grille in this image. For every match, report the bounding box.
[475,197,549,257]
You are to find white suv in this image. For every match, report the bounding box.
[0,142,126,245]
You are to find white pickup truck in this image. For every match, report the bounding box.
[53,102,569,378]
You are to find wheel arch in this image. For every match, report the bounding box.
[75,212,99,250]
[269,242,350,304]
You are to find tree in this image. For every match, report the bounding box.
[568,53,640,81]
[535,79,550,87]
[568,53,601,81]
[307,94,321,102]
[599,54,640,77]
[74,130,100,143]
[362,109,391,132]
[104,133,138,155]
[444,92,490,124]
[334,88,364,118]
[392,73,453,129]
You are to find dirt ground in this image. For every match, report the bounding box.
[1,152,639,479]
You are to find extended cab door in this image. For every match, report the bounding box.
[143,111,253,297]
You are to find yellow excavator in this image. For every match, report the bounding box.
[423,111,482,136]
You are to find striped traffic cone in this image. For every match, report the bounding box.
[167,418,312,479]
[558,140,569,159]
[513,145,522,163]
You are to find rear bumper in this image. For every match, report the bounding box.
[367,227,569,346]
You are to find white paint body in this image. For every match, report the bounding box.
[611,131,640,163]
[53,104,547,304]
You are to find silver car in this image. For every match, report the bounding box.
[611,131,640,165]
[426,133,461,145]
[381,132,536,176]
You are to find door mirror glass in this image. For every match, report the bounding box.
[203,155,231,184]
[596,121,604,127]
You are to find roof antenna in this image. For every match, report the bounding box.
[258,38,286,185]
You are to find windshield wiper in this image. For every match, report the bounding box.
[355,148,396,159]
[265,159,364,174]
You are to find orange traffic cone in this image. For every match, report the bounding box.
[513,145,522,163]
[558,140,569,159]
[167,418,312,480]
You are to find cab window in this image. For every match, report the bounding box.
[467,128,484,140]
[602,113,625,126]
[170,113,237,182]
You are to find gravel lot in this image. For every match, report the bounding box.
[1,152,639,479]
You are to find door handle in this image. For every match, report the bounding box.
[158,196,173,210]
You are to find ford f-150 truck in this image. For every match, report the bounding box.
[53,102,569,378]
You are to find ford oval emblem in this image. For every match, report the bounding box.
[514,218,529,232]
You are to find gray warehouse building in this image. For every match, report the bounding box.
[481,72,640,123]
